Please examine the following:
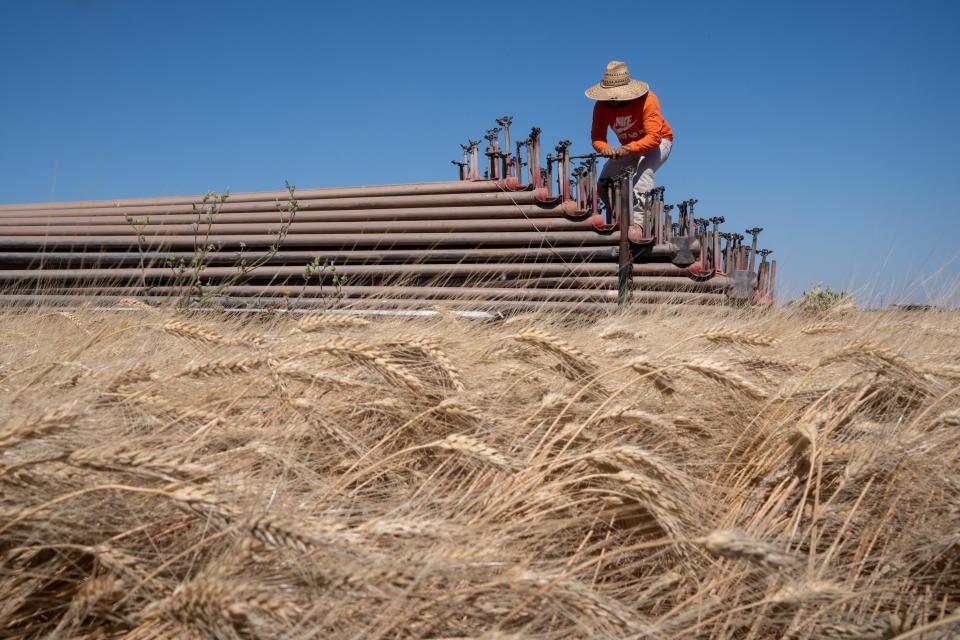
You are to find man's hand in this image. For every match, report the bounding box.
[598,146,633,158]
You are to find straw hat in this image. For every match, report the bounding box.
[584,61,649,101]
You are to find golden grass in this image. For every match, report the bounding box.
[0,303,958,638]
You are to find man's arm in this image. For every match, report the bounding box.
[591,103,615,155]
[624,93,664,154]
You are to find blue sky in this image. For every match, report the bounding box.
[1,0,957,304]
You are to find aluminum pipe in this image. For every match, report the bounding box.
[0,204,582,227]
[0,293,723,315]
[499,275,734,291]
[0,190,554,218]
[0,246,621,268]
[32,284,725,304]
[0,261,694,283]
[0,179,526,213]
[0,217,603,237]
[0,293,615,313]
[0,231,668,250]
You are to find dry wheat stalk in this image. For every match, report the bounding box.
[105,363,156,392]
[801,321,849,335]
[0,409,82,449]
[924,363,960,379]
[357,519,445,538]
[296,314,371,332]
[638,571,682,601]
[234,537,273,565]
[699,529,799,568]
[678,357,769,399]
[510,570,645,630]
[825,302,857,317]
[339,565,419,590]
[880,321,915,332]
[670,414,709,437]
[819,341,923,377]
[242,514,319,552]
[163,485,237,524]
[660,595,722,633]
[226,330,268,347]
[769,580,848,604]
[57,311,87,332]
[920,325,960,339]
[511,328,596,376]
[596,446,693,493]
[477,631,527,640]
[55,362,93,389]
[288,397,316,410]
[130,394,226,425]
[142,576,300,636]
[556,421,600,446]
[67,446,209,480]
[629,355,676,395]
[68,574,125,620]
[270,362,368,389]
[736,355,810,373]
[816,614,902,639]
[840,443,884,481]
[600,327,643,340]
[177,355,272,378]
[433,434,513,468]
[501,313,536,325]
[788,414,824,458]
[296,337,424,391]
[538,392,568,413]
[162,319,224,344]
[603,344,645,357]
[606,468,678,505]
[597,408,672,431]
[116,298,156,311]
[433,397,485,423]
[386,336,466,392]
[286,397,365,452]
[90,544,150,580]
[603,469,685,538]
[702,327,776,346]
[925,349,960,360]
[935,409,960,427]
[1,307,958,638]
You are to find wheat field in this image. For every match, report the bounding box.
[1,303,958,639]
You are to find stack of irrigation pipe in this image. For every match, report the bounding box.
[0,119,776,314]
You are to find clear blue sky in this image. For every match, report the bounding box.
[1,0,957,304]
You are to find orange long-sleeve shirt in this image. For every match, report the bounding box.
[591,90,674,155]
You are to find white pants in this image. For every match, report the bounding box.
[599,138,673,211]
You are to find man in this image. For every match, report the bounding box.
[586,60,674,217]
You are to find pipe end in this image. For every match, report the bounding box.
[588,214,617,235]
[496,177,524,191]
[532,187,556,203]
[688,262,716,281]
[627,227,655,245]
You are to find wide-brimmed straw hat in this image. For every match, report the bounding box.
[584,60,649,101]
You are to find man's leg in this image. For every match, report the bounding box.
[631,139,673,214]
[597,155,632,219]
